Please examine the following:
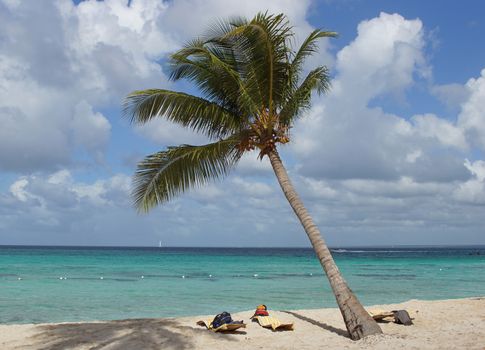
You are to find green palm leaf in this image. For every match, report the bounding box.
[123,89,240,139]
[280,66,331,125]
[133,138,242,212]
[288,29,337,83]
[170,39,259,117]
[219,13,292,112]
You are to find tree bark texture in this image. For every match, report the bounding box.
[268,149,382,340]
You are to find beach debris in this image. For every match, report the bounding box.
[392,310,413,325]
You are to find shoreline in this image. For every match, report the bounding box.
[1,297,484,349]
[1,294,483,326]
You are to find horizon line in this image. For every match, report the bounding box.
[1,244,485,249]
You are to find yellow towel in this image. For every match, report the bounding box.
[252,316,294,331]
[368,309,395,321]
[196,319,246,332]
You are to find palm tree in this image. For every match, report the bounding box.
[123,13,382,340]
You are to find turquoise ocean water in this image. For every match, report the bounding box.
[1,246,484,324]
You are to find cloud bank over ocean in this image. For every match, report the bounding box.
[0,0,484,246]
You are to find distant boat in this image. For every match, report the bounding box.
[159,241,162,248]
[331,249,347,253]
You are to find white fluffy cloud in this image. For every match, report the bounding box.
[458,69,485,151]
[0,0,328,171]
[276,11,484,244]
[71,101,112,161]
[0,169,298,246]
[334,12,426,103]
[453,159,485,204]
[160,0,313,40]
[411,113,467,150]
[1,170,145,244]
[293,13,427,179]
[3,159,483,246]
[431,83,470,110]
[0,0,171,172]
[135,119,210,146]
[291,12,474,185]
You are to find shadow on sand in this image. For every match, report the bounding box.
[282,311,349,338]
[28,318,237,350]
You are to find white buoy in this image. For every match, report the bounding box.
[100,276,104,280]
[309,273,313,276]
[182,275,185,279]
[209,274,212,278]
[439,268,443,271]
[18,277,22,280]
[141,276,144,279]
[253,274,258,278]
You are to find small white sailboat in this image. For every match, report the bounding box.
[159,241,162,248]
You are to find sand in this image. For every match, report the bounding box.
[1,297,484,349]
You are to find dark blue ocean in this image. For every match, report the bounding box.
[1,246,484,324]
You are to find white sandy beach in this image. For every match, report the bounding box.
[1,297,484,350]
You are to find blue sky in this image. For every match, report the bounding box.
[0,0,484,247]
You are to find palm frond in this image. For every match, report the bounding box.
[220,13,293,112]
[170,39,259,117]
[123,89,240,139]
[133,138,242,212]
[284,30,336,102]
[203,16,248,42]
[289,29,337,80]
[279,66,331,125]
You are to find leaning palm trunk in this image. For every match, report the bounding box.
[268,150,382,340]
